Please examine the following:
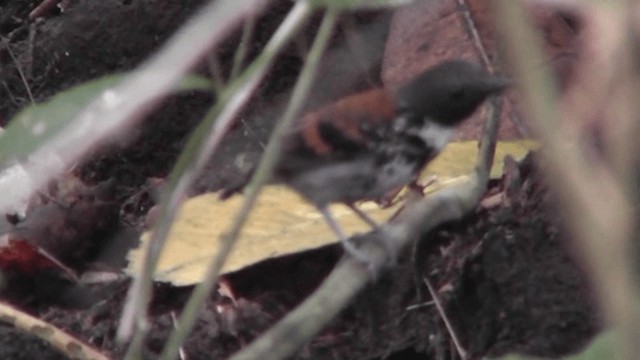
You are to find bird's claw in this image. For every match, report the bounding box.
[340,229,397,276]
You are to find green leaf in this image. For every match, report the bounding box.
[0,73,211,161]
[175,74,213,92]
[563,331,617,360]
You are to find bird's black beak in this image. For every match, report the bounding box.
[487,76,512,93]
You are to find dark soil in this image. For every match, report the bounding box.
[0,1,599,359]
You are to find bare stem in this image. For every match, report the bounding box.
[494,1,640,358]
[118,0,308,351]
[157,4,331,360]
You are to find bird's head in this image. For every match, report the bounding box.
[396,60,509,126]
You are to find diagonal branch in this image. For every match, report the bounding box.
[118,0,312,349]
[229,81,504,360]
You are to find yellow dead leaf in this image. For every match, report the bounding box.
[127,188,400,285]
[423,139,537,182]
[126,140,536,285]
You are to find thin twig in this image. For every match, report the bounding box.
[423,276,467,360]
[122,0,306,346]
[113,0,272,345]
[456,0,491,69]
[170,312,187,360]
[207,53,227,93]
[153,4,316,360]
[230,15,257,80]
[1,36,35,104]
[0,301,109,360]
[405,300,434,311]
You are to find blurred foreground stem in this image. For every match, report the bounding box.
[494,1,640,358]
[159,4,338,360]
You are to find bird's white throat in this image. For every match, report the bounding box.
[416,120,453,151]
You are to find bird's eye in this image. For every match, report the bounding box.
[450,88,465,100]
[396,103,409,114]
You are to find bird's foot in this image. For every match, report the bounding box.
[339,229,397,275]
[320,206,396,275]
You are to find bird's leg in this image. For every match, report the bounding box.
[319,206,373,264]
[345,202,379,229]
[375,186,404,208]
[409,175,437,194]
[344,203,397,265]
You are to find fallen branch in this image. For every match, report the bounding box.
[229,96,503,360]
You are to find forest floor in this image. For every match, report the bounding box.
[0,1,597,359]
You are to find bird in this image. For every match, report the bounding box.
[230,59,509,262]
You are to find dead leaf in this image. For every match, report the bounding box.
[127,140,536,285]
